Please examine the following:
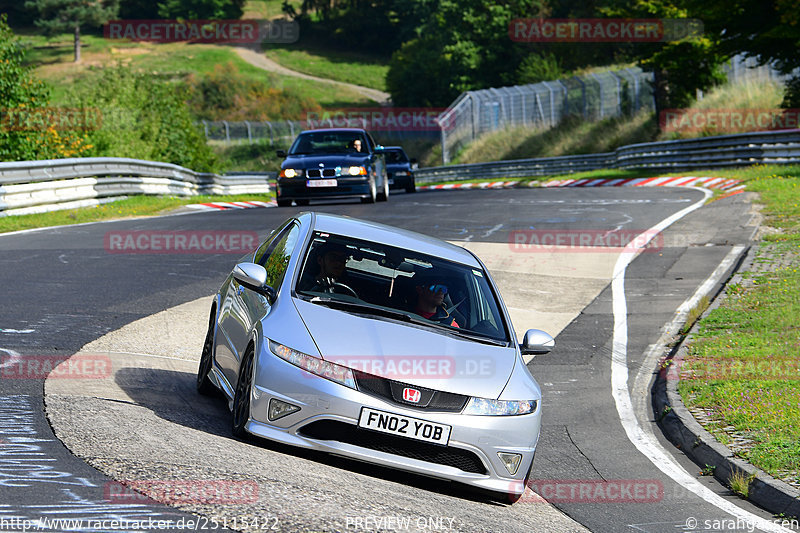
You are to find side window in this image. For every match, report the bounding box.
[261,223,301,290]
[253,223,290,265]
[366,133,377,152]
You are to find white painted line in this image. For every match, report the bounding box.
[610,189,790,532]
[0,347,22,369]
[0,328,34,334]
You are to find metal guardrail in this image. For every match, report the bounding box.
[415,129,800,183]
[0,158,272,216]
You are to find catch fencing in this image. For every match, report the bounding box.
[436,67,655,164]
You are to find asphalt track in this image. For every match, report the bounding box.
[0,187,784,532]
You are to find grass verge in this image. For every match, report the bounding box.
[676,169,800,486]
[0,193,273,234]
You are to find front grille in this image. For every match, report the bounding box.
[298,420,487,474]
[354,371,468,413]
[307,169,337,178]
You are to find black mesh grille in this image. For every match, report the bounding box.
[353,371,468,413]
[298,420,487,474]
[307,169,320,178]
[323,169,336,177]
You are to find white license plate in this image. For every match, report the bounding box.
[358,407,451,445]
[307,179,337,188]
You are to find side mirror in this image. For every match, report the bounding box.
[276,149,287,158]
[410,158,418,170]
[232,262,277,303]
[520,329,555,355]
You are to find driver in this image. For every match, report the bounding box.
[308,242,351,293]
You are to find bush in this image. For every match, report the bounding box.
[0,15,92,161]
[65,65,218,171]
[185,62,321,121]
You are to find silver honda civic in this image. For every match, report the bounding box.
[197,212,555,501]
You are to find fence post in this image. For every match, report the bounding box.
[224,121,230,142]
[245,121,252,143]
[610,71,623,116]
[202,120,209,139]
[267,122,273,146]
[288,120,295,139]
[589,73,603,119]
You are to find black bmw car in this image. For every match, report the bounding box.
[276,128,389,206]
[385,146,416,193]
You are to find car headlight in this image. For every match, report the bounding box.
[268,340,356,389]
[280,168,304,178]
[462,397,538,416]
[347,166,367,176]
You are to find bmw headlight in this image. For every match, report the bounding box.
[280,168,304,178]
[347,166,367,176]
[462,397,538,416]
[268,340,356,389]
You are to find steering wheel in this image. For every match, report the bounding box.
[331,282,359,299]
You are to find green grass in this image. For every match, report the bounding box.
[677,169,800,480]
[454,78,786,165]
[451,111,658,165]
[22,33,369,109]
[263,44,389,92]
[0,193,273,234]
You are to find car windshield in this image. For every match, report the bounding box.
[385,150,408,163]
[289,131,368,155]
[295,232,510,343]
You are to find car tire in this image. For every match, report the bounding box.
[295,199,310,206]
[232,347,255,439]
[276,198,292,207]
[361,177,377,204]
[405,179,416,193]
[196,308,217,396]
[377,175,389,202]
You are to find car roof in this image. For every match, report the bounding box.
[303,212,481,268]
[298,128,368,134]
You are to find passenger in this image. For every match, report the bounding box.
[413,276,460,327]
[351,139,363,152]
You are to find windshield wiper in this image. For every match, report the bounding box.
[310,297,420,323]
[439,328,508,346]
[309,297,509,346]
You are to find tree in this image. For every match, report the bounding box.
[24,0,119,63]
[0,14,90,161]
[387,0,549,106]
[601,0,726,123]
[157,0,247,19]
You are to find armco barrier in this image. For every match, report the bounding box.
[415,129,800,183]
[0,158,273,216]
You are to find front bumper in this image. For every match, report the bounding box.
[277,176,371,201]
[243,345,540,496]
[388,173,414,190]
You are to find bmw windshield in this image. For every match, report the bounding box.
[289,131,369,155]
[295,232,511,344]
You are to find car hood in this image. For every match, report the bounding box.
[293,298,516,399]
[282,154,371,169]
